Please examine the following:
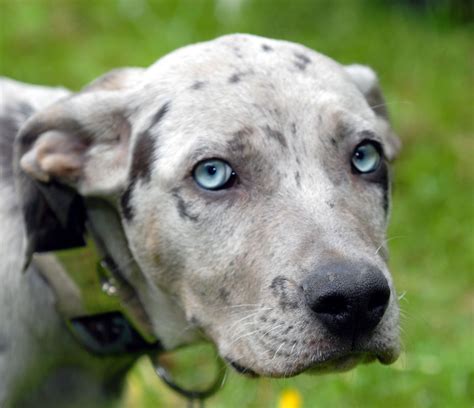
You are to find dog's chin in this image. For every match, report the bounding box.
[226,350,398,378]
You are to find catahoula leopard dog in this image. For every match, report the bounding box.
[0,34,401,407]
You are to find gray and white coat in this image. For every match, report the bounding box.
[0,34,401,407]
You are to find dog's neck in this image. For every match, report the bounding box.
[31,195,200,352]
[84,198,200,350]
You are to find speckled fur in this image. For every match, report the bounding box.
[1,34,401,406]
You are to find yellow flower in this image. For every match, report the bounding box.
[278,388,302,408]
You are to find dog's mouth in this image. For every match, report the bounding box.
[225,349,397,378]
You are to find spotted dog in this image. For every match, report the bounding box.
[0,34,401,407]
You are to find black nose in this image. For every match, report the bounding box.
[303,262,390,338]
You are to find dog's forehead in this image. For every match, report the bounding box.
[141,34,371,117]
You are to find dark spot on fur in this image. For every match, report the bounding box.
[379,164,390,214]
[296,157,301,165]
[172,189,199,222]
[291,122,297,136]
[270,276,298,311]
[130,130,155,183]
[189,316,201,326]
[121,111,163,221]
[229,69,254,84]
[295,52,311,64]
[293,52,312,71]
[150,101,170,130]
[283,325,294,335]
[331,137,337,146]
[229,72,242,83]
[295,171,301,188]
[263,125,288,148]
[260,316,267,323]
[262,44,273,52]
[18,102,34,117]
[120,184,135,221]
[219,288,231,304]
[228,127,254,155]
[234,126,253,138]
[327,201,335,209]
[231,46,243,59]
[124,103,167,196]
[191,81,206,90]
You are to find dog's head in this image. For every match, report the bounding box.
[18,34,400,377]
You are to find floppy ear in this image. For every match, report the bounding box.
[344,64,401,160]
[18,90,132,195]
[14,68,142,257]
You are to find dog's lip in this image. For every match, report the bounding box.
[305,347,400,373]
[376,349,399,365]
[225,348,396,378]
[304,351,375,374]
[225,358,259,378]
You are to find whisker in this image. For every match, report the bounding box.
[271,342,286,361]
[260,324,285,338]
[290,341,298,356]
[397,290,407,302]
[221,303,265,309]
[375,235,407,255]
[227,328,262,348]
[228,311,262,331]
[369,100,414,110]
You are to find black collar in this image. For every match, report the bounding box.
[21,179,162,356]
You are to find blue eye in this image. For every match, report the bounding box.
[351,142,381,173]
[193,159,236,190]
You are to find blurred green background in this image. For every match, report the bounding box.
[1,0,473,407]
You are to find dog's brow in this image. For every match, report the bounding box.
[262,125,288,149]
[130,129,156,183]
[120,126,155,221]
[121,104,167,222]
[356,129,379,141]
[333,120,379,144]
[149,101,170,129]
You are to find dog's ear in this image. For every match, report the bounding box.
[344,64,401,160]
[17,70,143,195]
[15,68,142,256]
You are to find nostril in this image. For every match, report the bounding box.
[367,287,390,313]
[312,294,349,316]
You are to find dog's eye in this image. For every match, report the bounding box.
[193,159,236,190]
[351,141,381,174]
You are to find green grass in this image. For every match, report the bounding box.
[1,0,473,407]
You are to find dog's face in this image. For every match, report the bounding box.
[19,35,400,377]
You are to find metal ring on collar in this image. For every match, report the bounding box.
[150,353,227,403]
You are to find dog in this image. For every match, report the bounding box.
[0,34,401,407]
